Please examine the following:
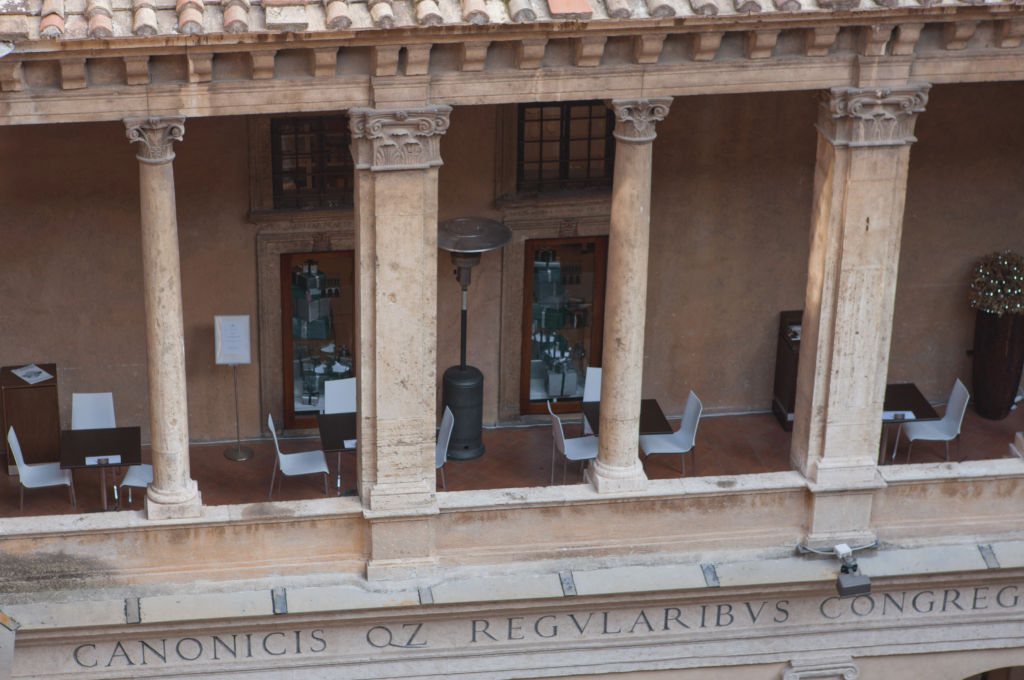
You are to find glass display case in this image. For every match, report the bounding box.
[280,251,356,429]
[520,237,608,416]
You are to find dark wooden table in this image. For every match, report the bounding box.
[316,412,357,495]
[580,399,673,437]
[60,427,142,511]
[880,384,941,464]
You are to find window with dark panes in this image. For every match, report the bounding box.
[516,102,616,195]
[271,116,355,210]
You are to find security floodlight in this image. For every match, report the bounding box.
[834,543,871,598]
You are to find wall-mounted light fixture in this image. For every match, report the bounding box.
[833,543,871,598]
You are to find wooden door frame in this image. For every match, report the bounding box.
[280,250,356,431]
[519,235,608,417]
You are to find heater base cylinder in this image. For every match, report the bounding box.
[442,365,485,461]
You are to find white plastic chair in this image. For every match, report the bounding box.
[892,379,970,464]
[436,406,455,492]
[582,367,602,436]
[73,392,151,508]
[547,401,599,486]
[324,378,357,416]
[268,413,330,499]
[71,393,116,430]
[7,427,76,515]
[324,378,357,493]
[119,464,154,509]
[639,391,703,477]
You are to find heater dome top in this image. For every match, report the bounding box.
[438,218,512,254]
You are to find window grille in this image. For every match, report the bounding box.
[516,102,616,195]
[271,116,354,210]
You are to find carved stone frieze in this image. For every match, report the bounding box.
[608,98,673,144]
[816,86,929,148]
[125,117,186,164]
[782,657,860,680]
[348,107,451,171]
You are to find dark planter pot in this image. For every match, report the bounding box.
[972,309,1024,420]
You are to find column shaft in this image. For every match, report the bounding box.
[789,86,929,546]
[125,117,201,520]
[349,107,450,579]
[590,98,671,494]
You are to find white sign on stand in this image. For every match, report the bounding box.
[215,316,251,366]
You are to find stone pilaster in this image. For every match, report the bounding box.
[588,98,671,494]
[124,117,202,520]
[791,86,929,547]
[350,106,450,579]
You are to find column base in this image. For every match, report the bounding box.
[146,491,202,520]
[368,481,437,514]
[586,461,648,494]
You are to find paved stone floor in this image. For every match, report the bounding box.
[2,404,1020,518]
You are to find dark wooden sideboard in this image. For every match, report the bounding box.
[1,364,61,474]
[772,312,802,432]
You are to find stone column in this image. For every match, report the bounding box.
[349,106,450,579]
[790,86,929,546]
[589,98,672,494]
[125,117,202,520]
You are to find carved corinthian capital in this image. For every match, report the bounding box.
[608,98,673,144]
[817,85,929,148]
[124,117,186,165]
[348,106,452,171]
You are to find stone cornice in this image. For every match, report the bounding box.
[124,116,185,164]
[815,85,929,147]
[348,106,451,171]
[609,97,673,144]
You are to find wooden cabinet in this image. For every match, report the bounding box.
[1,364,61,475]
[772,312,802,432]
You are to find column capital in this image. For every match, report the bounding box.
[608,98,672,144]
[348,106,452,171]
[124,117,185,165]
[816,85,929,148]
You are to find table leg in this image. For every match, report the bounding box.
[99,467,108,510]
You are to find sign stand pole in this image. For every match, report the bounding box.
[224,364,254,462]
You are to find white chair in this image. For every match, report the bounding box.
[324,378,357,416]
[268,413,330,499]
[71,393,116,430]
[324,378,357,492]
[639,391,703,477]
[436,406,455,492]
[582,367,602,436]
[74,392,152,508]
[547,401,599,486]
[7,427,76,515]
[892,379,970,464]
[118,464,153,509]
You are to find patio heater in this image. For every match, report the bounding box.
[438,217,512,461]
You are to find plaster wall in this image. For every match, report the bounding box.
[889,81,1024,403]
[436,104,504,426]
[0,117,258,443]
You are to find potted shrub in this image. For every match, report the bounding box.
[969,250,1024,420]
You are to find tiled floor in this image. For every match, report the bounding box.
[3,404,1021,518]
